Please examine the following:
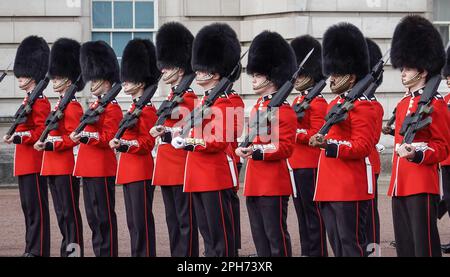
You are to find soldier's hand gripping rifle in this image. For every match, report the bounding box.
[178,50,248,138]
[73,82,123,135]
[113,77,161,140]
[399,74,442,145]
[316,50,389,137]
[239,48,315,149]
[38,75,82,143]
[6,75,50,137]
[0,61,12,84]
[294,78,327,120]
[382,108,396,136]
[154,72,196,127]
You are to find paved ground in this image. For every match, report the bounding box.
[0,182,449,257]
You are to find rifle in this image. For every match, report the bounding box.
[239,48,315,148]
[0,61,12,84]
[382,108,396,136]
[114,78,161,140]
[294,78,327,120]
[317,50,389,136]
[399,74,442,144]
[38,75,82,142]
[154,72,196,126]
[73,82,123,135]
[178,50,248,138]
[6,76,50,137]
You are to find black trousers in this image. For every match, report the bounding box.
[82,177,118,257]
[365,175,380,249]
[193,189,235,257]
[123,180,156,257]
[246,196,292,257]
[320,201,369,257]
[18,173,50,257]
[438,166,450,220]
[392,193,441,257]
[292,168,327,257]
[230,189,241,255]
[48,175,84,257]
[160,185,199,257]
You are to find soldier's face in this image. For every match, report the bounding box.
[90,80,111,97]
[51,76,71,94]
[122,81,144,96]
[162,67,183,85]
[401,67,426,88]
[329,74,355,94]
[17,77,35,92]
[252,73,275,95]
[195,71,219,89]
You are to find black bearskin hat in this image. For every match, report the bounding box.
[443,46,450,77]
[366,38,383,86]
[121,38,160,88]
[192,23,241,77]
[290,35,324,82]
[14,36,49,82]
[391,15,445,77]
[322,22,369,81]
[156,22,194,74]
[247,31,297,88]
[49,38,85,91]
[80,40,120,84]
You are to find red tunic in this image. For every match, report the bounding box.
[367,97,384,175]
[41,99,83,176]
[73,99,123,177]
[183,93,237,193]
[388,89,450,197]
[243,94,297,197]
[314,94,377,202]
[440,93,450,166]
[116,102,157,185]
[152,88,197,186]
[224,91,245,166]
[288,92,328,169]
[13,94,51,176]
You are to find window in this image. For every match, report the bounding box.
[92,0,158,60]
[433,0,450,46]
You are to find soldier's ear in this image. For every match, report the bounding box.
[349,74,357,84]
[212,73,221,81]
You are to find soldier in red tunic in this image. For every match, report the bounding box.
[33,38,85,257]
[288,35,328,257]
[309,23,377,257]
[388,15,450,257]
[235,31,297,257]
[171,23,240,257]
[363,38,384,251]
[71,40,122,257]
[109,39,160,257]
[3,36,51,257]
[150,22,199,257]
[440,48,450,253]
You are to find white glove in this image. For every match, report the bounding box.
[171,136,186,149]
[376,144,385,153]
[397,143,415,159]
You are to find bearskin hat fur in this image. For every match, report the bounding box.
[391,15,445,77]
[49,38,85,91]
[290,35,324,82]
[247,31,297,88]
[121,38,160,88]
[443,46,450,77]
[322,22,369,81]
[14,36,50,82]
[80,40,120,84]
[156,22,194,74]
[192,23,241,77]
[366,38,383,86]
